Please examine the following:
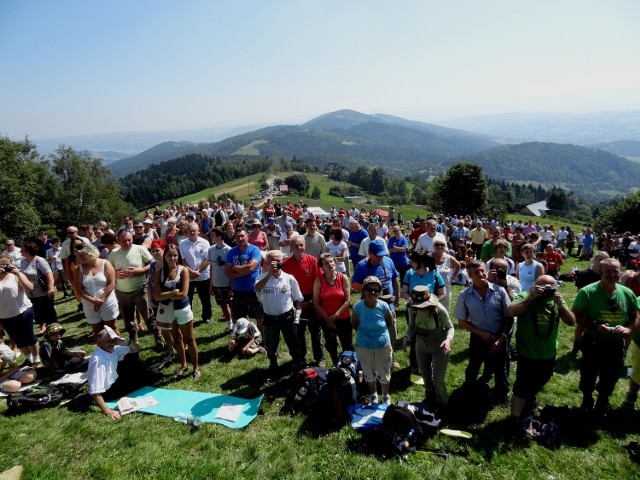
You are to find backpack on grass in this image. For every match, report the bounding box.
[312,366,358,429]
[282,368,327,415]
[7,385,64,415]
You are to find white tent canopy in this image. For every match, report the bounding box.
[307,206,331,219]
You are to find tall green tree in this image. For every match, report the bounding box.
[430,162,487,216]
[49,146,131,228]
[594,191,640,234]
[0,136,50,240]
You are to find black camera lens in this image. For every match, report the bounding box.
[543,285,556,297]
[496,268,507,280]
[276,262,284,269]
[3,267,12,273]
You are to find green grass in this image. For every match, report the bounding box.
[1,252,639,479]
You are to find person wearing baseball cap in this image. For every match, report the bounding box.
[226,317,263,359]
[402,285,454,408]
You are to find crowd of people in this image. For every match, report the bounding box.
[1,197,639,432]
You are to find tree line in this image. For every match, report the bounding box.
[0,136,131,242]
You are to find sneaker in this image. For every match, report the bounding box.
[203,318,212,325]
[369,393,379,404]
[382,394,391,406]
[128,339,141,354]
[192,368,201,380]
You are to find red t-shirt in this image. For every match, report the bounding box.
[282,254,321,296]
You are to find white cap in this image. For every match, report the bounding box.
[235,318,249,335]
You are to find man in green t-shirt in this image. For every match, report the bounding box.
[508,275,575,425]
[572,259,638,415]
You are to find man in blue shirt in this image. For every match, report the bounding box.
[225,227,263,331]
[454,260,513,403]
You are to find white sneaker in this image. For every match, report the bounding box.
[369,393,379,404]
[128,339,141,353]
[382,394,391,405]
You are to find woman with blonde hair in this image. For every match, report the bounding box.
[74,241,120,337]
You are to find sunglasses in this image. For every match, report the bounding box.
[364,287,381,294]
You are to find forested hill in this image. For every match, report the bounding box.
[459,142,640,200]
[109,110,497,177]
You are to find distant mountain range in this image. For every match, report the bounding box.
[108,109,498,177]
[460,142,640,200]
[440,111,640,145]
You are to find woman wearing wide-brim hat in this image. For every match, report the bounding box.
[402,285,454,409]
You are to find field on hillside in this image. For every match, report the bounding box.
[169,171,592,234]
[1,252,638,479]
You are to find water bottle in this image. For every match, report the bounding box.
[396,428,415,451]
[173,412,201,427]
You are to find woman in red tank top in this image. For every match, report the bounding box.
[313,253,353,364]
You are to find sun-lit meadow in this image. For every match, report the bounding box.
[1,243,639,479]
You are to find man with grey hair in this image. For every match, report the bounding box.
[179,222,212,324]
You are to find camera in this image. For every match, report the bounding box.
[276,262,284,269]
[496,268,507,280]
[543,285,556,298]
[3,267,12,273]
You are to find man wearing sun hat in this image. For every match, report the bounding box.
[88,326,141,420]
[402,285,455,407]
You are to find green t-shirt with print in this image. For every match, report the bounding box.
[514,291,567,360]
[572,281,638,342]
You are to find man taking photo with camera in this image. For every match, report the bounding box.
[507,275,575,429]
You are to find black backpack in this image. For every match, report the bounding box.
[282,367,327,416]
[7,385,64,415]
[313,366,358,429]
[361,403,426,459]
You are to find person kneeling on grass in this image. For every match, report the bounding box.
[226,317,263,359]
[88,325,141,420]
[0,340,37,393]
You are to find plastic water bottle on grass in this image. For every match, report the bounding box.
[173,412,201,427]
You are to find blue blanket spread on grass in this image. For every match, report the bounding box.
[106,386,263,429]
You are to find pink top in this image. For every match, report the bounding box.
[249,231,268,251]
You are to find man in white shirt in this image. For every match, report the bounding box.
[88,326,140,420]
[255,250,304,377]
[178,223,212,324]
[415,219,447,254]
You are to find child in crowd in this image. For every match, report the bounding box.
[226,318,263,359]
[46,238,70,297]
[452,261,470,285]
[39,323,86,372]
[0,339,37,393]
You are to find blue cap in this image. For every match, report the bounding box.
[368,239,386,257]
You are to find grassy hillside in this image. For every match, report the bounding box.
[1,253,637,479]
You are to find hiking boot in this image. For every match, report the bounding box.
[369,393,379,404]
[154,337,166,352]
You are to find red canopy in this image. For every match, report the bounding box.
[372,209,389,218]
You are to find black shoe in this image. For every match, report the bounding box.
[580,396,594,413]
[594,398,611,417]
[267,364,279,380]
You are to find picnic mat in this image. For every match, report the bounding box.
[106,386,263,429]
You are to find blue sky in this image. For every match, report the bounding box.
[1,0,639,139]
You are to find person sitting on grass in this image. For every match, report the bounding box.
[0,339,37,393]
[39,323,86,372]
[226,317,263,359]
[87,325,141,420]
